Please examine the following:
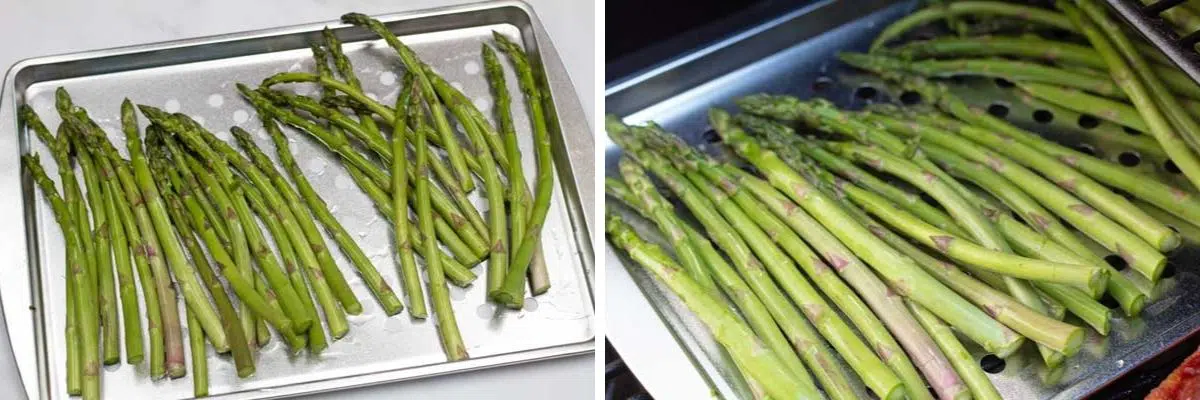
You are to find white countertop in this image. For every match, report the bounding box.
[0,0,595,398]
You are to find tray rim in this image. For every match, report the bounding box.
[0,1,596,398]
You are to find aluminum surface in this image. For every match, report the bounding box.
[0,2,595,399]
[605,1,1200,398]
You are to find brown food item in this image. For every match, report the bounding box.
[1148,345,1200,400]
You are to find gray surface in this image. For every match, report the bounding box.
[605,0,1200,398]
[0,0,595,399]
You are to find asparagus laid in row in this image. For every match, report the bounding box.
[606,213,821,400]
[25,155,100,399]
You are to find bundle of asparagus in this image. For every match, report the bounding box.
[23,13,556,399]
[606,1,1200,398]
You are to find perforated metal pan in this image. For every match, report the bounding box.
[605,1,1198,398]
[0,2,595,398]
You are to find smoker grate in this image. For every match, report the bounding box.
[1105,0,1200,85]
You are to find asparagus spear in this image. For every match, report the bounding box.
[652,129,965,398]
[430,74,511,297]
[301,53,487,269]
[491,32,556,308]
[414,91,469,361]
[831,142,1105,289]
[234,126,405,317]
[264,119,478,287]
[736,114,963,236]
[1018,82,1149,132]
[907,301,1002,400]
[25,155,101,399]
[607,213,820,399]
[187,309,207,398]
[169,111,362,320]
[101,176,142,364]
[484,44,550,295]
[709,110,1025,356]
[1059,0,1200,204]
[121,101,227,353]
[391,88,428,319]
[159,164,291,357]
[189,150,330,352]
[870,1,1073,51]
[605,180,832,394]
[341,12,475,192]
[149,145,258,373]
[760,112,1073,366]
[892,133,1147,315]
[910,110,1177,253]
[76,109,184,378]
[289,92,491,243]
[888,36,1197,95]
[22,107,86,390]
[82,146,164,377]
[610,126,903,399]
[161,131,313,334]
[606,162,859,397]
[242,86,491,260]
[68,129,120,365]
[868,69,1200,239]
[824,178,1085,355]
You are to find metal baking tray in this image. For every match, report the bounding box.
[0,2,595,398]
[604,0,1199,398]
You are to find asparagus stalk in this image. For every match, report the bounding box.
[1018,82,1149,132]
[390,89,428,318]
[714,166,962,399]
[826,182,1085,355]
[23,107,87,391]
[163,111,362,320]
[492,32,556,307]
[903,136,1147,316]
[424,77,511,297]
[604,167,849,396]
[85,146,164,377]
[235,125,406,317]
[908,111,1177,253]
[763,115,1073,366]
[610,125,903,399]
[888,36,1198,95]
[77,109,184,378]
[644,132,943,399]
[187,309,207,398]
[303,49,486,270]
[193,153,330,352]
[736,114,964,236]
[270,121,478,287]
[606,213,821,400]
[101,178,142,364]
[242,86,491,260]
[870,1,1073,51]
[871,70,1200,244]
[120,102,227,353]
[271,72,490,242]
[341,13,475,191]
[907,301,1002,400]
[1059,0,1200,206]
[25,155,101,399]
[616,160,716,292]
[709,110,1025,356]
[484,44,552,296]
[414,94,469,361]
[150,147,258,372]
[163,133,314,334]
[605,180,831,394]
[68,130,120,365]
